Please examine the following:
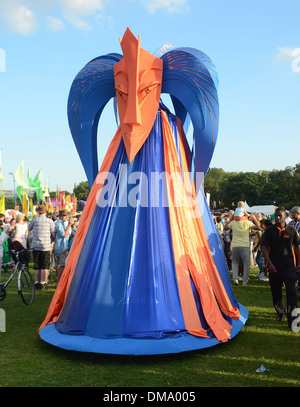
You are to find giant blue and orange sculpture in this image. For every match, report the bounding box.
[39,28,248,355]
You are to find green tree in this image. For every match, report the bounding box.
[268,167,297,208]
[294,164,300,203]
[4,196,22,210]
[221,173,263,208]
[204,168,231,208]
[257,182,279,205]
[73,181,90,205]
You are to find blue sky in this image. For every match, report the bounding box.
[0,0,299,193]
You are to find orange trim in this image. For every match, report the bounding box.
[39,128,122,331]
[176,116,239,320]
[292,246,296,267]
[234,216,248,221]
[162,111,239,343]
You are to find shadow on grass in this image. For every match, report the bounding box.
[2,266,299,387]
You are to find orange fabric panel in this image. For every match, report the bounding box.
[162,111,239,343]
[176,119,240,322]
[165,180,209,338]
[39,129,122,331]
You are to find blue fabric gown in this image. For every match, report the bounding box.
[39,108,248,354]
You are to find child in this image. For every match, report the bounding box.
[234,201,249,220]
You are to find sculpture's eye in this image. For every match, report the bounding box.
[139,82,160,101]
[115,88,128,101]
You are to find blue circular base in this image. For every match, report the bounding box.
[39,304,248,355]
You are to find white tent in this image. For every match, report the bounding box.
[244,201,251,212]
[245,204,276,216]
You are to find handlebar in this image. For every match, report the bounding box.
[10,248,32,254]
[10,249,26,255]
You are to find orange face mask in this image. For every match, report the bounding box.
[114,28,163,163]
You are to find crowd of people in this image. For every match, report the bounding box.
[1,201,300,329]
[213,202,300,329]
[0,205,80,290]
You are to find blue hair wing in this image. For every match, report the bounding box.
[67,53,122,186]
[160,48,219,189]
[68,46,219,190]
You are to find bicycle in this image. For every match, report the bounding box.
[0,246,35,305]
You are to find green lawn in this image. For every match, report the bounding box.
[0,266,299,388]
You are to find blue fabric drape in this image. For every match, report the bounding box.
[57,112,187,339]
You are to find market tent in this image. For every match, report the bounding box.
[244,201,251,212]
[246,205,276,216]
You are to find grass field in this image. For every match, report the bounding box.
[0,265,299,388]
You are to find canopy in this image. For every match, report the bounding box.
[246,204,276,216]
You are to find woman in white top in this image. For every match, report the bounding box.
[13,213,28,249]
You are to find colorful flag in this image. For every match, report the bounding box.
[29,199,34,219]
[15,161,30,200]
[15,161,30,190]
[0,194,5,214]
[0,154,5,182]
[72,196,77,215]
[42,177,50,203]
[27,166,41,189]
[22,194,28,218]
[61,191,65,209]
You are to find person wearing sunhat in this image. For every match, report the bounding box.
[53,209,75,286]
[28,204,55,290]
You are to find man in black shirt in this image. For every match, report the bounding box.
[262,207,300,328]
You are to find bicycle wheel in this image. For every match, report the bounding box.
[18,267,34,305]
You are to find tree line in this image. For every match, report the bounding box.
[4,164,300,213]
[203,164,300,210]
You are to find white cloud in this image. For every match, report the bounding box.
[136,0,189,14]
[0,0,106,33]
[0,1,39,34]
[0,0,188,34]
[59,0,105,30]
[274,47,300,62]
[47,16,65,31]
